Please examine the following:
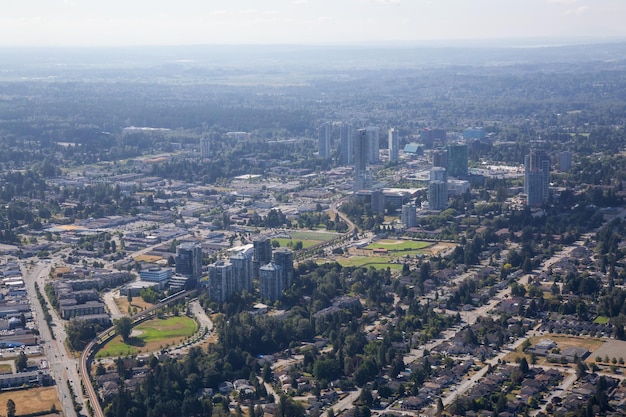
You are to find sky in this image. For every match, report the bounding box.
[1,0,626,47]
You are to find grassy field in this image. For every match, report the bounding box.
[324,256,403,271]
[0,364,11,373]
[505,334,605,366]
[115,296,156,315]
[593,316,610,324]
[0,387,61,415]
[288,231,340,241]
[96,316,198,358]
[133,254,163,263]
[365,239,433,252]
[273,231,341,249]
[272,238,319,249]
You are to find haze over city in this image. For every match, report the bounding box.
[2,0,626,46]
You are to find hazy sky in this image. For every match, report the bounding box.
[2,0,625,47]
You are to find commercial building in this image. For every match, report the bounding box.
[430,166,447,183]
[175,242,203,279]
[139,267,172,289]
[446,143,468,178]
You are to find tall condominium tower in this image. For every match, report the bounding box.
[318,122,331,158]
[401,202,417,228]
[273,248,294,289]
[524,149,551,207]
[354,129,372,191]
[339,123,354,165]
[388,128,399,163]
[428,181,448,211]
[259,262,284,301]
[200,137,211,158]
[252,237,273,279]
[175,242,203,279]
[446,143,468,178]
[208,261,233,302]
[430,166,448,183]
[366,126,380,164]
[230,251,252,294]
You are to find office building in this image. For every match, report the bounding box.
[428,181,448,211]
[388,128,399,163]
[420,128,446,148]
[446,143,468,178]
[175,242,203,279]
[230,251,252,294]
[273,248,294,289]
[139,267,172,289]
[401,203,417,228]
[200,137,211,159]
[253,237,273,279]
[524,149,551,207]
[339,123,354,165]
[318,122,331,158]
[354,129,373,191]
[371,190,385,214]
[432,149,448,168]
[208,261,233,302]
[259,262,283,301]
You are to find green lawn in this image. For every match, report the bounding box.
[323,256,403,271]
[272,238,319,249]
[96,316,198,358]
[288,231,340,241]
[272,231,341,250]
[365,239,433,252]
[594,316,610,325]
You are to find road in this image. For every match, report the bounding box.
[21,260,82,417]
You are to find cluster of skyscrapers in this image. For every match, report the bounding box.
[317,122,402,191]
[208,237,293,303]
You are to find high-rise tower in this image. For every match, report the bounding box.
[200,137,211,159]
[339,123,354,165]
[388,128,399,163]
[366,126,380,164]
[175,242,203,279]
[354,129,372,191]
[524,149,550,206]
[446,143,468,178]
[318,122,331,158]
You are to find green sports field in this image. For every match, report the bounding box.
[96,316,198,358]
[365,239,433,252]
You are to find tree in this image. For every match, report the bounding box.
[115,317,133,342]
[15,351,27,372]
[7,399,15,417]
